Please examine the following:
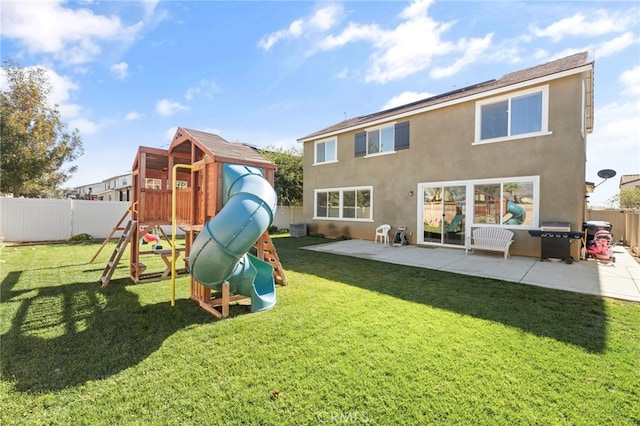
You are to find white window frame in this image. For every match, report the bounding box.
[313,186,374,222]
[169,180,188,190]
[474,85,550,144]
[145,178,162,190]
[470,176,539,229]
[314,137,337,165]
[417,176,539,245]
[365,123,396,157]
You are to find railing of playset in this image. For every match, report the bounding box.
[140,189,172,222]
[175,188,192,225]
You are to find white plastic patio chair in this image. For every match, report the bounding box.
[375,224,391,244]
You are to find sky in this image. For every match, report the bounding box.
[1,0,638,207]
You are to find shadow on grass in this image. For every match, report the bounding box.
[275,237,607,353]
[0,275,223,393]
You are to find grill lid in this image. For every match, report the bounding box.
[540,221,571,232]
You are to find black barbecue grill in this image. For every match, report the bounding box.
[528,222,584,264]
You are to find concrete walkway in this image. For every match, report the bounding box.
[304,240,640,302]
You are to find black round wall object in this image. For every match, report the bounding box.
[597,169,616,179]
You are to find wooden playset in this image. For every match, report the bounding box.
[95,127,286,318]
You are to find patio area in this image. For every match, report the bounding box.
[304,239,640,302]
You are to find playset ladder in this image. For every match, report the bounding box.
[255,232,287,285]
[90,203,134,263]
[99,219,136,288]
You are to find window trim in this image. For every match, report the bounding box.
[313,137,338,165]
[417,176,540,240]
[470,176,539,229]
[313,185,374,222]
[474,85,550,145]
[144,178,162,190]
[364,122,396,157]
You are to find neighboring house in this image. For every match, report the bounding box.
[298,52,595,259]
[95,173,132,201]
[620,174,640,191]
[72,173,132,201]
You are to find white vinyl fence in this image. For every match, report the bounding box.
[271,205,305,230]
[0,198,130,242]
[0,198,306,243]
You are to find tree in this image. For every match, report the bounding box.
[619,188,640,209]
[1,59,83,198]
[260,145,303,206]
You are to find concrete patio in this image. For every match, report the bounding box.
[304,239,640,302]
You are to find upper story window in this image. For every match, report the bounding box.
[314,137,337,164]
[355,121,410,157]
[475,85,549,144]
[367,124,395,155]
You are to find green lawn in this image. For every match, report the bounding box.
[1,236,639,425]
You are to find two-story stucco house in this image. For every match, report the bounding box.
[298,52,594,259]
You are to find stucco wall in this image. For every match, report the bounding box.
[302,73,588,259]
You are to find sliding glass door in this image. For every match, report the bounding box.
[422,185,466,246]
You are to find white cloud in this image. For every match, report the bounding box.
[531,10,633,42]
[534,48,550,60]
[400,0,433,19]
[125,111,142,121]
[430,34,493,79]
[184,87,200,101]
[309,4,342,32]
[42,68,79,107]
[166,127,178,142]
[29,67,87,126]
[586,66,640,206]
[59,103,83,120]
[335,67,350,79]
[620,65,640,96]
[68,117,101,135]
[140,0,161,17]
[316,0,490,83]
[318,22,381,51]
[259,20,304,51]
[364,1,456,83]
[110,62,129,79]
[0,0,143,65]
[259,4,343,51]
[184,79,220,101]
[595,32,636,58]
[264,0,495,83]
[156,99,189,116]
[37,66,102,134]
[381,91,435,110]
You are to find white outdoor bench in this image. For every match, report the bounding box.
[465,227,515,259]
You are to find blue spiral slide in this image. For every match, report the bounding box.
[187,164,277,312]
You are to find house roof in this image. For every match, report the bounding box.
[298,51,593,142]
[620,174,640,187]
[171,127,274,168]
